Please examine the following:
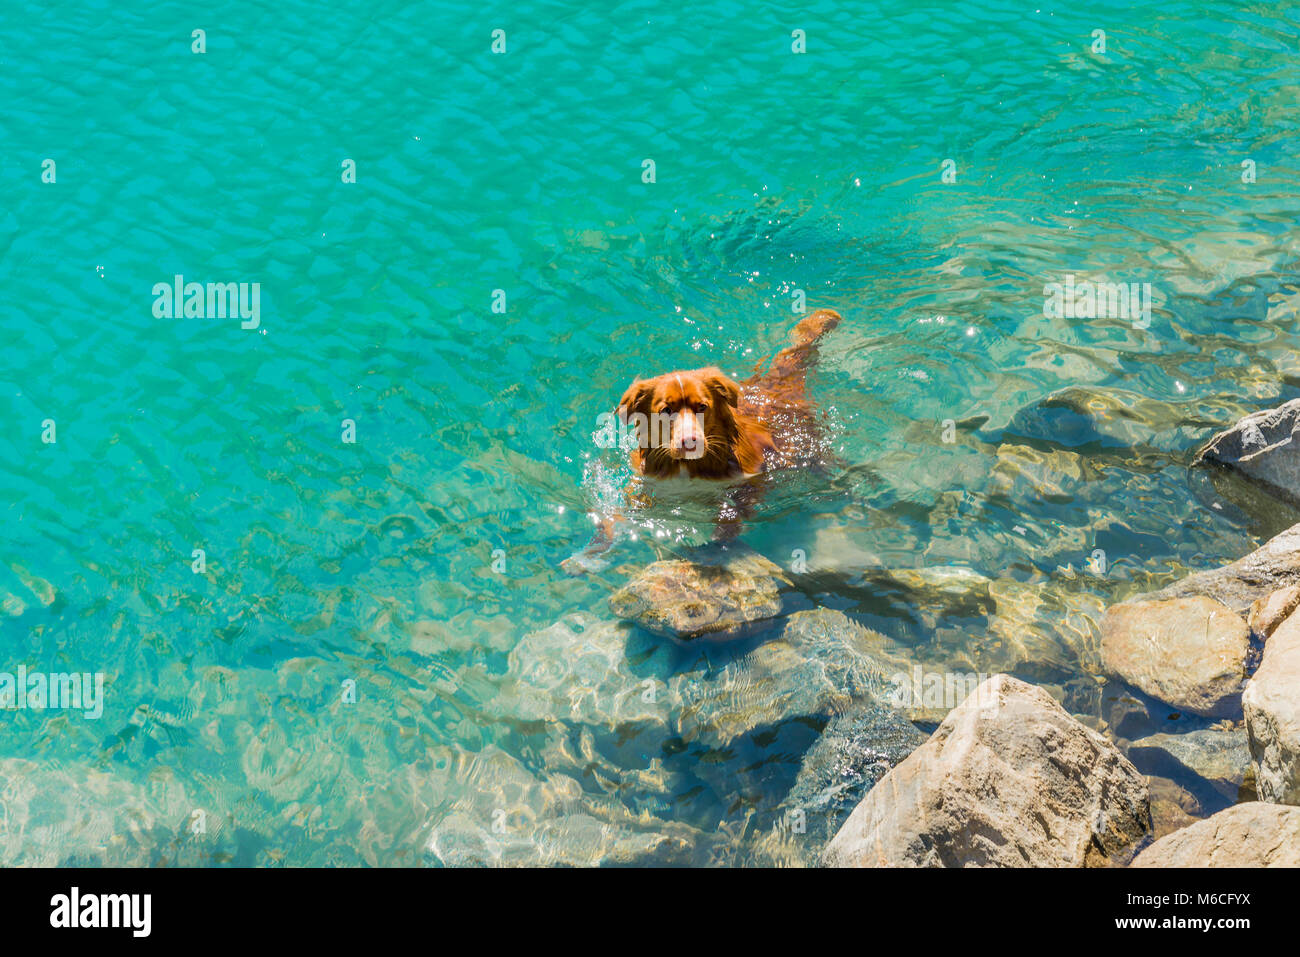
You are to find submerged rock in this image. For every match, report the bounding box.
[0,759,190,867]
[608,545,793,640]
[494,605,915,758]
[1146,521,1300,615]
[1000,385,1221,452]
[528,723,679,815]
[878,565,992,602]
[1195,399,1300,509]
[989,443,1091,503]
[958,579,1104,682]
[774,703,927,859]
[1100,684,1171,742]
[1131,801,1300,867]
[1242,609,1300,805]
[672,608,909,748]
[821,675,1151,868]
[747,702,926,868]
[1127,728,1251,801]
[1147,776,1203,841]
[1099,596,1248,718]
[874,565,995,631]
[423,745,701,866]
[827,562,995,632]
[488,613,679,734]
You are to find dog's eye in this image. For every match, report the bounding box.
[694,403,709,413]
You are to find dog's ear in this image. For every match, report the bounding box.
[616,377,655,422]
[699,368,740,408]
[733,416,775,475]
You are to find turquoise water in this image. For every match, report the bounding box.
[3,0,1299,865]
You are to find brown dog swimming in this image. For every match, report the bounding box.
[563,308,841,572]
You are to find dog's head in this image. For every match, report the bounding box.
[616,367,754,476]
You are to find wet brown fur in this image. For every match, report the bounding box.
[616,309,841,480]
[561,309,841,573]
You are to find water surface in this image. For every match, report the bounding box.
[2,0,1298,865]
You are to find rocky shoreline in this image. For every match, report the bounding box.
[436,395,1300,867]
[17,399,1296,868]
[813,397,1300,867]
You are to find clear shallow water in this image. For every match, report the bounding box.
[2,1,1299,864]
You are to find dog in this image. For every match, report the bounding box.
[562,308,841,573]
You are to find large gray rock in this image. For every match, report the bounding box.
[821,675,1150,867]
[1146,521,1300,615]
[1242,609,1300,805]
[1127,728,1251,801]
[1131,801,1300,867]
[1195,399,1300,508]
[672,608,909,748]
[609,545,793,640]
[1099,596,1248,717]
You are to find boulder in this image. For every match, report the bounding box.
[1242,610,1300,804]
[1248,584,1300,640]
[608,544,794,640]
[821,675,1150,867]
[1131,801,1300,867]
[1195,399,1300,509]
[1146,521,1300,615]
[1127,728,1251,801]
[1099,596,1248,717]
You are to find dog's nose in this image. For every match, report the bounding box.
[673,424,705,459]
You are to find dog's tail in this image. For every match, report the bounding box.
[758,308,841,384]
[789,308,842,348]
